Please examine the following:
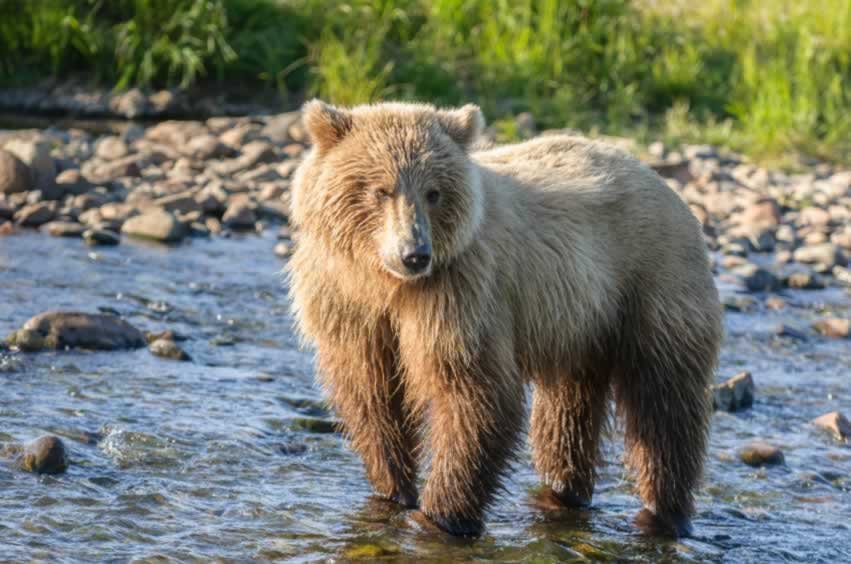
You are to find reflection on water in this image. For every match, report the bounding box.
[0,232,849,561]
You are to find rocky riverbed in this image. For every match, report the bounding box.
[0,114,849,561]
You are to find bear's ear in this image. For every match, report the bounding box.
[302,99,353,153]
[436,104,485,149]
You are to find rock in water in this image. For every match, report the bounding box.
[6,311,146,351]
[811,318,850,339]
[18,435,69,474]
[148,337,191,361]
[712,371,755,412]
[121,210,187,243]
[812,411,851,440]
[739,442,784,467]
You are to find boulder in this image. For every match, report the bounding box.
[0,149,31,194]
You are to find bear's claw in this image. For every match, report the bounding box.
[634,507,693,538]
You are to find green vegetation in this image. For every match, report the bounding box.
[0,0,848,164]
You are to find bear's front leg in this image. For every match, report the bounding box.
[418,348,525,537]
[315,325,419,508]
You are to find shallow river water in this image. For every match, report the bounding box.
[0,231,849,562]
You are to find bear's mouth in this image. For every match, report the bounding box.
[381,260,433,282]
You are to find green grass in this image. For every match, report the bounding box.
[0,0,848,165]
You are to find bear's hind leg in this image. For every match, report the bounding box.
[530,364,611,509]
[614,339,714,538]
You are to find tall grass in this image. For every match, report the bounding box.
[0,0,848,164]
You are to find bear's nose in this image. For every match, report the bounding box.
[401,245,431,273]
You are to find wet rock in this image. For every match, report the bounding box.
[288,417,339,434]
[3,139,56,196]
[739,442,784,467]
[274,241,292,258]
[17,435,69,474]
[794,243,846,270]
[811,318,850,339]
[776,324,808,340]
[121,209,187,243]
[765,296,787,310]
[722,294,756,312]
[6,311,146,351]
[0,149,32,194]
[0,200,13,220]
[44,220,85,238]
[783,270,826,290]
[734,264,780,292]
[55,169,94,196]
[812,411,851,440]
[222,200,257,229]
[152,190,202,215]
[14,202,55,227]
[0,220,13,235]
[712,371,754,412]
[83,228,120,246]
[148,337,191,361]
[95,136,129,161]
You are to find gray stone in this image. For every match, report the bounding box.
[95,136,129,161]
[55,169,94,196]
[794,243,845,269]
[83,228,120,246]
[121,210,187,243]
[712,371,754,412]
[14,202,55,227]
[222,200,257,229]
[7,311,146,351]
[44,220,86,238]
[0,149,31,194]
[2,139,56,196]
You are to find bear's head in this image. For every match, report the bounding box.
[292,100,485,281]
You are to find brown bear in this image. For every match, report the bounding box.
[287,100,723,538]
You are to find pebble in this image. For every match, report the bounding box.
[739,442,785,467]
[17,435,69,474]
[6,311,146,351]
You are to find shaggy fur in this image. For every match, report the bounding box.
[287,100,723,538]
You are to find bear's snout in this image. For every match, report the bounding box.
[401,243,432,274]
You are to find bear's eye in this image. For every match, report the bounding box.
[375,188,391,201]
[426,190,440,205]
